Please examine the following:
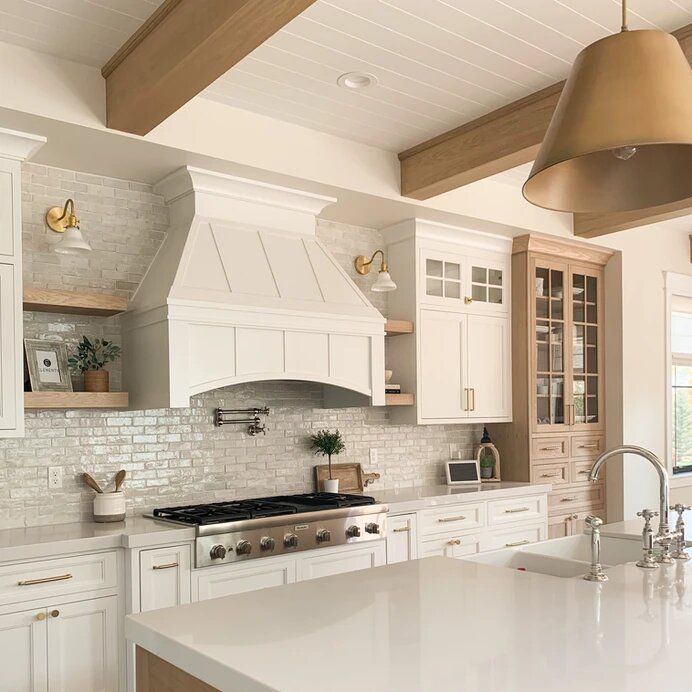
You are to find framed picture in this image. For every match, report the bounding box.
[24,339,73,392]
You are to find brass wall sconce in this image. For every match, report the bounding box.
[354,249,397,293]
[45,198,92,255]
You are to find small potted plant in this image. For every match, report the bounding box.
[310,429,345,493]
[68,337,121,393]
[479,451,495,479]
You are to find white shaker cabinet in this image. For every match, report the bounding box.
[297,542,385,581]
[386,514,418,564]
[384,219,512,424]
[0,608,48,691]
[0,130,45,438]
[139,544,191,612]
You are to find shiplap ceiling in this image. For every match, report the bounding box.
[2,0,692,150]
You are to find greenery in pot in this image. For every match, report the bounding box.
[68,336,121,373]
[479,451,495,478]
[309,429,345,480]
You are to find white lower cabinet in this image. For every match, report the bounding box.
[139,544,191,612]
[194,557,296,601]
[481,524,547,552]
[386,514,418,564]
[0,595,118,692]
[297,543,385,581]
[420,533,482,559]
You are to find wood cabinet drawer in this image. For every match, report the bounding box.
[531,436,569,460]
[530,462,569,486]
[0,552,117,607]
[420,533,482,559]
[487,495,546,526]
[571,435,604,458]
[549,486,604,514]
[419,503,485,536]
[571,459,601,484]
[481,524,546,552]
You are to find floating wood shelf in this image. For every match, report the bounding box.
[24,392,129,409]
[385,319,414,335]
[385,393,415,406]
[23,288,128,317]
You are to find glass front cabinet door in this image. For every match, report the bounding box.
[532,259,603,432]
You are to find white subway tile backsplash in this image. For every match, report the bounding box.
[0,163,483,529]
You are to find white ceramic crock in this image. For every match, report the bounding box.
[93,491,126,523]
[323,479,339,493]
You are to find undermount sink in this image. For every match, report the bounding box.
[463,534,642,579]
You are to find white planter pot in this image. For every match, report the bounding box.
[323,479,339,493]
[93,491,126,523]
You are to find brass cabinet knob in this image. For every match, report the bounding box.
[50,610,59,618]
[464,296,473,304]
[35,612,46,621]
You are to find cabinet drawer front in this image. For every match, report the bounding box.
[530,462,569,486]
[195,558,296,601]
[531,436,569,460]
[487,496,545,526]
[0,552,117,607]
[571,435,604,458]
[549,486,604,513]
[420,503,486,536]
[571,459,600,484]
[140,544,191,612]
[482,524,546,552]
[421,533,482,559]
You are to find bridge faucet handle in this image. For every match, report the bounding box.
[637,509,658,526]
[670,503,691,515]
[585,515,603,530]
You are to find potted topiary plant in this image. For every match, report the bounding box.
[310,429,345,493]
[68,337,121,393]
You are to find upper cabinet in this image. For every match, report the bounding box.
[532,257,604,433]
[383,219,512,425]
[0,129,45,438]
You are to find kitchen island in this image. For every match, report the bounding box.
[126,554,691,691]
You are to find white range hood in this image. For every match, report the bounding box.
[122,167,385,409]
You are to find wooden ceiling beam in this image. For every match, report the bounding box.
[399,23,692,206]
[102,0,316,136]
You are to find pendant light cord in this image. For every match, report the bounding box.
[621,0,628,32]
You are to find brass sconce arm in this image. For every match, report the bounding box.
[46,198,79,233]
[354,249,388,275]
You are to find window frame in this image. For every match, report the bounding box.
[665,272,692,484]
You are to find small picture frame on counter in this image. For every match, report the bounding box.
[24,339,73,392]
[445,459,481,485]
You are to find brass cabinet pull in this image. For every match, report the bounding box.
[540,473,559,478]
[578,470,591,475]
[540,445,561,451]
[470,388,476,411]
[570,405,576,426]
[504,507,530,514]
[505,539,531,547]
[560,496,578,503]
[448,539,461,546]
[392,527,410,533]
[463,388,469,411]
[18,573,72,586]
[50,610,59,618]
[464,297,473,305]
[35,612,46,622]
[438,515,466,523]
[578,443,599,449]
[152,562,179,570]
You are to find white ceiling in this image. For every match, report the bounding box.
[1,1,691,151]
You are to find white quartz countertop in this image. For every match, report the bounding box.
[0,516,194,562]
[373,481,551,512]
[0,483,548,563]
[601,509,692,541]
[126,555,692,692]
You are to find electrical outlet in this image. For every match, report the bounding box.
[369,448,378,465]
[48,467,62,489]
[449,443,459,459]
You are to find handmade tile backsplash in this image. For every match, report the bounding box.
[0,164,481,529]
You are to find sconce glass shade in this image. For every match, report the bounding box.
[54,225,92,255]
[371,269,397,292]
[523,30,692,213]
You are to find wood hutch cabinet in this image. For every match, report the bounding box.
[488,233,613,538]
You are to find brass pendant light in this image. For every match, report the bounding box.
[523,0,692,213]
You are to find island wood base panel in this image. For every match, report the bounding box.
[136,647,219,692]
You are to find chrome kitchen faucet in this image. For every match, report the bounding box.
[589,445,686,567]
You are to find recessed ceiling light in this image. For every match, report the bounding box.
[337,72,377,90]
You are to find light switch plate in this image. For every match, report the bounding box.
[369,448,378,465]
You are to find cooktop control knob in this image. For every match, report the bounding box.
[346,525,361,538]
[365,523,380,535]
[316,529,331,544]
[235,540,252,556]
[260,536,275,552]
[209,544,227,560]
[284,533,299,548]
